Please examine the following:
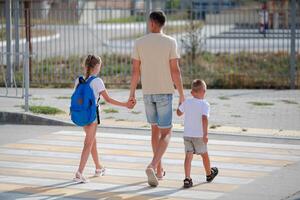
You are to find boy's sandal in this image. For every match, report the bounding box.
[183,178,193,188]
[206,167,218,182]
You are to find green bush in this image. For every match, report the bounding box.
[3,52,298,89]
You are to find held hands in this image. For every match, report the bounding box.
[126,96,136,109]
[203,136,208,144]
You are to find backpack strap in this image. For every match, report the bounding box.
[85,75,97,85]
[86,75,101,125]
[96,98,100,125]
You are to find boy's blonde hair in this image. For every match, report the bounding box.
[191,79,206,92]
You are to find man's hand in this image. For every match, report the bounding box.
[126,96,136,109]
[203,136,208,144]
[170,59,185,106]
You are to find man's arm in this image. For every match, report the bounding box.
[170,58,185,104]
[202,115,208,143]
[129,59,141,100]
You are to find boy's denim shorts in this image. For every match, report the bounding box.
[143,94,173,129]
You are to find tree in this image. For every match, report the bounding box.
[180,19,204,66]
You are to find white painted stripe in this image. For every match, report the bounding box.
[0,149,279,172]
[0,175,224,199]
[0,161,251,185]
[53,131,300,150]
[0,192,79,200]
[18,139,300,161]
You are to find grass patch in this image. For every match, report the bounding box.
[131,111,141,115]
[56,96,70,100]
[231,115,241,118]
[31,97,44,101]
[97,15,145,24]
[112,22,203,40]
[115,119,125,121]
[97,12,196,24]
[22,105,65,115]
[218,96,230,100]
[248,102,274,106]
[281,100,298,105]
[105,116,115,119]
[99,100,106,105]
[210,124,221,129]
[103,108,119,114]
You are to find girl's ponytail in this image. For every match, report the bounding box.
[84,55,101,80]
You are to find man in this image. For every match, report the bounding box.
[129,11,185,187]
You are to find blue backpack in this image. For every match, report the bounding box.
[70,76,99,126]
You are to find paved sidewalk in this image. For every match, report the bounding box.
[1,88,300,138]
[0,125,300,200]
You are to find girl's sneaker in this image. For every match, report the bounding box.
[156,168,166,180]
[183,177,193,188]
[94,167,106,177]
[206,167,218,182]
[73,171,89,183]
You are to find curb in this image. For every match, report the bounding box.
[0,111,74,126]
[1,111,299,140]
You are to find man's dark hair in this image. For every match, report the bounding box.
[149,11,166,27]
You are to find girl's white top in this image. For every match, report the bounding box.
[74,76,106,104]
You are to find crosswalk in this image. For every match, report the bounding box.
[0,130,300,200]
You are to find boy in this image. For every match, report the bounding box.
[177,79,218,188]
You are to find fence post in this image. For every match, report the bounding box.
[5,0,13,87]
[14,0,20,69]
[24,1,32,82]
[290,0,296,89]
[24,42,30,112]
[145,0,152,33]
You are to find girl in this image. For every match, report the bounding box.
[73,55,134,183]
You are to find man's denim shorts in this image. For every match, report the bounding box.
[143,94,173,129]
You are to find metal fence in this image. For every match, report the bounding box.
[1,0,299,89]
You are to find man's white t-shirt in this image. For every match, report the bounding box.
[178,98,210,138]
[74,76,106,105]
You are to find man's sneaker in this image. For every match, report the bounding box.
[206,167,218,182]
[183,177,193,188]
[94,167,106,177]
[73,171,89,183]
[145,167,159,187]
